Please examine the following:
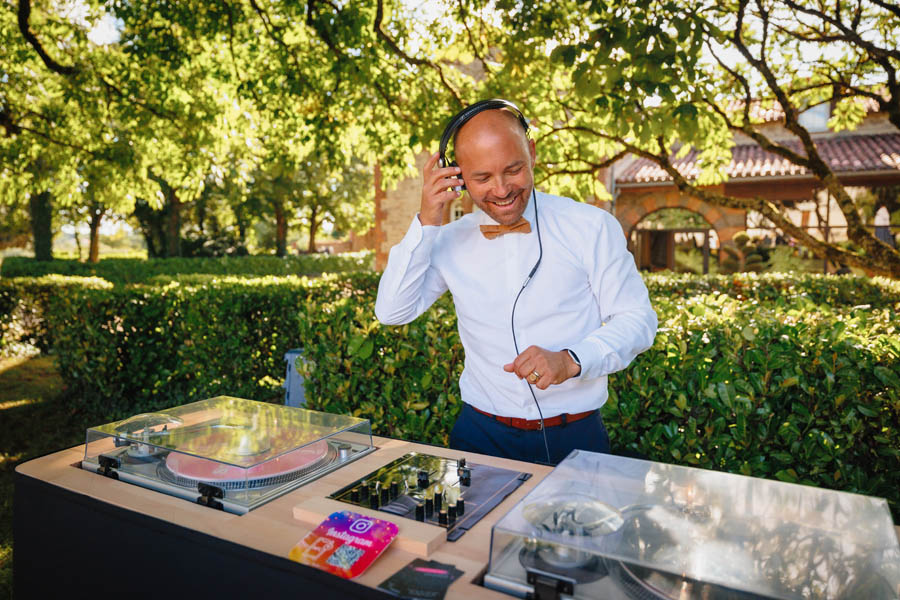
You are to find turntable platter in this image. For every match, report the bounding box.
[166,439,330,482]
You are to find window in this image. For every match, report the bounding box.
[450,199,465,222]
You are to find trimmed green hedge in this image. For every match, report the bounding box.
[0,251,373,284]
[0,275,113,356]
[643,272,900,308]
[607,292,900,509]
[47,273,378,415]
[9,272,900,516]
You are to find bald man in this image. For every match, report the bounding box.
[375,102,657,464]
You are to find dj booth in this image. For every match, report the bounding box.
[14,398,900,599]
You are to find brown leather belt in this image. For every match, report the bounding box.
[471,405,597,431]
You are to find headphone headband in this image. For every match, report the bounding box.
[438,99,529,167]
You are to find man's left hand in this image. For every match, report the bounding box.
[503,346,581,390]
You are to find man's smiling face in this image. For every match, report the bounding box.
[454,109,536,226]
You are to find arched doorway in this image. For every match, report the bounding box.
[631,208,718,273]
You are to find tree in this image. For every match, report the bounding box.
[294,155,374,253]
[463,0,900,276]
[3,0,484,259]
[1,0,160,258]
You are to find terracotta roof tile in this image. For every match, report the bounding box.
[616,133,900,184]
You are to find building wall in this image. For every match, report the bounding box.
[375,153,429,270]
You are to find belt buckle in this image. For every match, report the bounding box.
[537,419,543,431]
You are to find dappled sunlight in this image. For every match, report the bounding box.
[0,398,41,412]
[0,452,24,468]
[0,356,64,413]
[0,356,30,376]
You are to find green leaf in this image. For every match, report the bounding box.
[348,334,365,355]
[358,338,374,360]
[873,366,900,389]
[856,404,878,418]
[774,469,798,483]
[780,376,799,388]
[741,325,756,342]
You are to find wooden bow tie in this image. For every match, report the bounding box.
[479,218,531,240]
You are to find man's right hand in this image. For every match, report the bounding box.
[419,151,463,226]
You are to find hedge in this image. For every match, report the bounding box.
[47,273,382,416]
[0,251,373,284]
[9,272,900,517]
[607,292,900,510]
[643,272,900,309]
[0,275,113,356]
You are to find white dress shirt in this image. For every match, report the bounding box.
[375,191,657,420]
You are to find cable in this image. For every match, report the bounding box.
[510,188,552,465]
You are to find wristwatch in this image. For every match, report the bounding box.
[565,349,581,377]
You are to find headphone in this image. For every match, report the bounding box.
[438,99,530,190]
[437,99,553,464]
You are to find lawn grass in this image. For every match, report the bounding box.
[0,355,95,600]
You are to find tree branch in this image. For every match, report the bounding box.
[97,74,176,122]
[638,136,899,276]
[455,0,492,76]
[373,0,463,107]
[16,123,96,156]
[733,0,891,258]
[868,0,900,20]
[702,99,813,168]
[17,0,79,76]
[781,0,900,62]
[248,0,315,94]
[543,120,900,276]
[0,107,23,136]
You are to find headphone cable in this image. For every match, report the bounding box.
[510,188,552,465]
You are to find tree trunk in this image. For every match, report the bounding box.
[73,226,82,261]
[307,205,318,253]
[274,199,287,257]
[28,190,53,261]
[233,202,247,245]
[147,171,182,257]
[88,206,104,263]
[132,198,166,258]
[165,190,182,258]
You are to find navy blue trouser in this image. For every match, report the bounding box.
[448,403,610,465]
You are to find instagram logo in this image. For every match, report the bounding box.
[349,518,374,534]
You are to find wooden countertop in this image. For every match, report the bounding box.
[16,437,900,598]
[16,436,552,598]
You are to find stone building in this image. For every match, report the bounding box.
[372,102,900,271]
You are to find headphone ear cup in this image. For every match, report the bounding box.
[449,160,466,191]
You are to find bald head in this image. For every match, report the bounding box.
[451,108,536,225]
[453,109,530,164]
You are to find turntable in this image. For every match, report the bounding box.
[81,396,375,514]
[484,450,900,599]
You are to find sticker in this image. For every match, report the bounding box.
[289,510,398,578]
